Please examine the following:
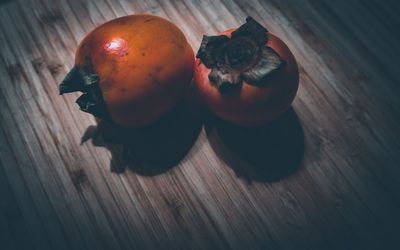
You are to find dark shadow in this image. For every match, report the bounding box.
[81,101,203,176]
[0,0,12,6]
[205,108,304,182]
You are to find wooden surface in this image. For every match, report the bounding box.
[1,0,400,249]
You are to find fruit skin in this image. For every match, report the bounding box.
[75,14,194,128]
[194,29,299,127]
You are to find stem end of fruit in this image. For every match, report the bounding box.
[59,65,111,120]
[59,66,85,95]
[196,16,286,94]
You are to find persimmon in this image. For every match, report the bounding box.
[194,17,299,127]
[60,14,194,128]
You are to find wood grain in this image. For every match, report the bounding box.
[1,0,399,249]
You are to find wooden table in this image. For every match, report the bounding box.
[1,0,399,249]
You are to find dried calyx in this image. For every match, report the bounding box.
[59,66,110,119]
[196,17,286,93]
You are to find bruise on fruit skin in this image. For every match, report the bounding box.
[196,16,286,93]
[154,65,163,74]
[152,76,162,85]
[140,44,150,53]
[177,43,184,51]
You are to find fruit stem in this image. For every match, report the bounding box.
[196,17,286,94]
[59,66,85,95]
[59,66,110,120]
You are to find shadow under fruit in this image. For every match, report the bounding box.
[81,101,203,175]
[206,108,305,182]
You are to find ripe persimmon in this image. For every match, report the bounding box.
[60,14,194,128]
[194,17,299,127]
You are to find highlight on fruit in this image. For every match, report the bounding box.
[60,14,195,128]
